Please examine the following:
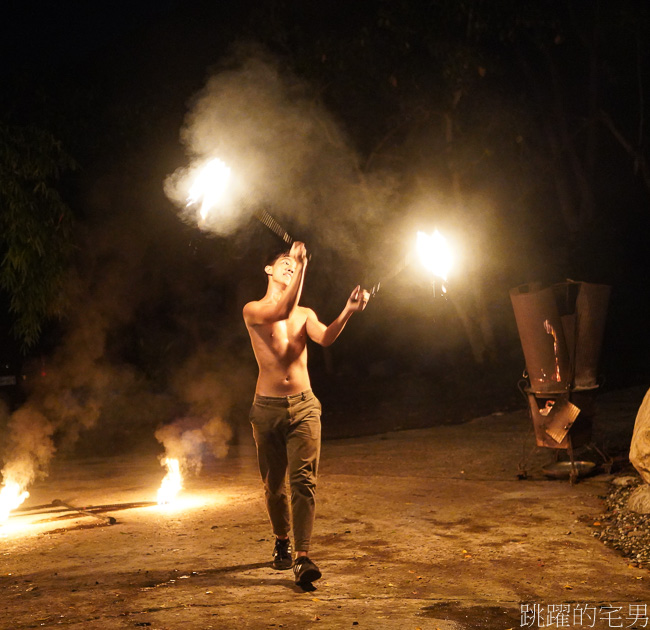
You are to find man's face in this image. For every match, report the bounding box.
[266,255,296,286]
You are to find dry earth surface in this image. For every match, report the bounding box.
[1,386,648,630]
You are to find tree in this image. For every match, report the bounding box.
[0,123,76,349]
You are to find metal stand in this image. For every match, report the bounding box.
[516,379,610,484]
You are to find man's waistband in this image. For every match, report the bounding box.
[253,389,314,404]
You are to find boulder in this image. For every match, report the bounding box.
[629,387,650,484]
[627,484,650,514]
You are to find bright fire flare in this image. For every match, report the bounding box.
[0,479,30,526]
[187,158,232,222]
[157,458,183,505]
[416,230,453,282]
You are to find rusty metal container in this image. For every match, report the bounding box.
[512,281,610,454]
[510,283,572,394]
[572,283,611,390]
[526,393,579,449]
[510,281,610,393]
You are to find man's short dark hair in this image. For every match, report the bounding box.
[265,248,291,267]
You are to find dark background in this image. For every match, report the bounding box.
[1,0,649,457]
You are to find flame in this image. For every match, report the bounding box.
[0,478,30,526]
[543,319,562,382]
[157,458,183,505]
[187,158,232,222]
[416,230,453,281]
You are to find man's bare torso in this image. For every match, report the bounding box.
[245,305,312,396]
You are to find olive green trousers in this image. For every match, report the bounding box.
[249,389,322,553]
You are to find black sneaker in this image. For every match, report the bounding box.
[293,556,322,585]
[272,538,293,570]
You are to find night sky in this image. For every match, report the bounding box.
[1,0,649,456]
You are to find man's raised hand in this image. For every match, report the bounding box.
[290,241,308,263]
[347,285,370,313]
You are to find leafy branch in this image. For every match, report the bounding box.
[0,123,77,348]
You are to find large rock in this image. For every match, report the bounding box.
[628,484,650,514]
[629,388,650,484]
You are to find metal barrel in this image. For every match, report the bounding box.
[572,282,611,390]
[510,283,572,394]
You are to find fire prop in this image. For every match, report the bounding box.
[254,208,294,245]
[187,157,232,222]
[0,478,29,526]
[184,157,454,294]
[186,157,296,245]
[371,229,453,297]
[416,229,452,287]
[157,457,183,505]
[51,499,117,525]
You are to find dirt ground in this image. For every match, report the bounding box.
[1,386,648,630]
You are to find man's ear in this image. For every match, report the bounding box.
[264,265,273,276]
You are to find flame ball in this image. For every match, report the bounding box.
[416,230,453,281]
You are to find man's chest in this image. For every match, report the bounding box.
[266,313,307,351]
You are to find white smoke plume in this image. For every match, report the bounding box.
[0,199,159,516]
[155,344,252,476]
[164,44,388,256]
[155,415,232,476]
[1,406,55,494]
[0,294,136,517]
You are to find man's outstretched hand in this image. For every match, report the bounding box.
[290,241,308,264]
[347,285,370,313]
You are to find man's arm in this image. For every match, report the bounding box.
[243,242,308,325]
[305,285,370,347]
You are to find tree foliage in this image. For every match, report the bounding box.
[0,123,76,348]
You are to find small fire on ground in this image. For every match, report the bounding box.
[0,478,30,527]
[157,458,183,505]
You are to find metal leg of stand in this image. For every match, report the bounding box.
[566,436,579,485]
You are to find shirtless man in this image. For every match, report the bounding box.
[243,241,369,586]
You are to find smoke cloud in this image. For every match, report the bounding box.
[1,406,54,492]
[164,44,392,260]
[0,146,254,507]
[155,343,252,474]
[155,415,232,476]
[0,263,141,500]
[1,44,476,516]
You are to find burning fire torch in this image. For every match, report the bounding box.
[187,157,232,223]
[186,157,298,246]
[371,229,453,298]
[416,229,452,296]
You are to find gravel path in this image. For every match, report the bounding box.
[594,477,650,569]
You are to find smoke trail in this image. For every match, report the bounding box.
[154,344,252,485]
[1,126,261,522]
[164,44,383,256]
[0,296,133,521]
[155,415,232,476]
[0,406,55,497]
[0,200,157,520]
